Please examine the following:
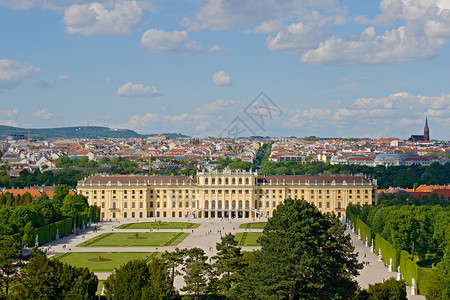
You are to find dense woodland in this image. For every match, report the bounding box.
[1,200,410,299]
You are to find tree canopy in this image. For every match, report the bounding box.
[242,199,362,299]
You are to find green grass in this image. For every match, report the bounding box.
[52,252,160,273]
[235,232,263,246]
[117,222,200,229]
[239,222,267,229]
[77,232,189,247]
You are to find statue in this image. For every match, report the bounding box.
[411,277,416,295]
[56,228,60,240]
[35,234,39,247]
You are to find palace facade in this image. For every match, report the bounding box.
[77,170,377,220]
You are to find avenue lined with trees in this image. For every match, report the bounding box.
[347,192,450,299]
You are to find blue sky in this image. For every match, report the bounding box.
[0,0,449,140]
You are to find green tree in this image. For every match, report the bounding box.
[15,249,98,299]
[365,278,407,300]
[212,233,245,298]
[244,199,362,299]
[162,248,186,286]
[438,243,450,300]
[61,194,88,219]
[0,235,23,298]
[181,247,212,299]
[53,185,70,205]
[104,258,177,300]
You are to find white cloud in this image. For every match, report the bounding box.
[141,29,220,55]
[116,82,161,98]
[0,59,41,89]
[301,1,450,65]
[266,21,327,54]
[58,73,70,80]
[34,108,56,120]
[195,99,235,113]
[287,92,450,138]
[181,0,338,31]
[212,70,231,86]
[63,1,142,36]
[104,77,117,83]
[0,120,18,126]
[0,109,18,118]
[196,121,211,131]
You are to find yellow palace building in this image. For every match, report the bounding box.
[77,170,377,220]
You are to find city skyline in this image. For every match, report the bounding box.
[1,0,450,140]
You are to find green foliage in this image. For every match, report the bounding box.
[375,234,401,270]
[244,199,362,299]
[437,244,450,299]
[0,235,23,298]
[181,247,212,299]
[212,233,246,298]
[259,162,450,189]
[14,251,98,299]
[104,258,177,300]
[365,278,407,300]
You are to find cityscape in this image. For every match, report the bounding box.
[1,0,450,299]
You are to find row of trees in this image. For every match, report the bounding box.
[347,193,450,299]
[259,161,449,189]
[348,194,450,259]
[0,236,98,299]
[0,185,95,241]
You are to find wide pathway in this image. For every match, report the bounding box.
[44,217,424,298]
[349,229,425,300]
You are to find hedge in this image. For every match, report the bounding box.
[347,211,373,247]
[11,233,22,243]
[375,233,401,270]
[356,218,372,246]
[351,214,440,296]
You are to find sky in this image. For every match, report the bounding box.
[0,0,449,140]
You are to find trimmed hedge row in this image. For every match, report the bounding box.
[375,233,401,270]
[347,211,372,246]
[36,218,74,245]
[349,214,440,295]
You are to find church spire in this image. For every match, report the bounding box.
[424,117,430,141]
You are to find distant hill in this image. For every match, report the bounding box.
[0,126,190,140]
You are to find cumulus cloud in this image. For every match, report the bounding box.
[34,108,56,120]
[266,21,328,54]
[0,59,41,89]
[116,82,161,98]
[63,1,142,36]
[212,70,231,86]
[301,1,450,65]
[287,92,450,138]
[141,29,220,54]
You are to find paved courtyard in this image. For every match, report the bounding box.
[45,217,424,299]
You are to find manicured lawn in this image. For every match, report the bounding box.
[52,252,160,273]
[235,232,263,246]
[77,232,189,247]
[117,222,200,229]
[239,222,267,229]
